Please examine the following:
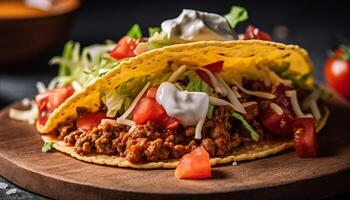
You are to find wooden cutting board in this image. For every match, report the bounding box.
[0,98,350,200]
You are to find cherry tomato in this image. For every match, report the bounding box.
[260,106,294,137]
[324,49,350,98]
[133,97,179,129]
[243,25,272,41]
[196,61,224,87]
[175,146,211,179]
[36,86,74,126]
[293,117,317,158]
[110,36,143,60]
[76,112,107,132]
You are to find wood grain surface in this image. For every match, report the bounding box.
[0,98,350,200]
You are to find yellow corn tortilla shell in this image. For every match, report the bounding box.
[37,40,313,133]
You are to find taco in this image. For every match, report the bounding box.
[10,7,330,170]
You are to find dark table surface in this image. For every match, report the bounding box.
[1,0,350,199]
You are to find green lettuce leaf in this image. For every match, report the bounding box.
[42,141,53,153]
[102,90,125,118]
[127,24,142,39]
[135,32,171,53]
[224,6,248,29]
[231,112,259,142]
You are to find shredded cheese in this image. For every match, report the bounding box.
[116,118,136,127]
[213,74,246,114]
[233,86,241,98]
[269,103,283,115]
[196,68,225,95]
[128,125,137,133]
[242,101,257,107]
[285,90,312,118]
[310,100,321,121]
[168,65,187,83]
[118,82,150,120]
[214,73,228,96]
[301,90,321,121]
[194,117,205,139]
[269,70,292,86]
[233,80,276,99]
[209,96,234,108]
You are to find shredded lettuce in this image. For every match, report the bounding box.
[42,141,53,153]
[135,32,171,53]
[127,24,142,39]
[231,112,259,142]
[102,90,125,118]
[224,6,248,29]
[182,71,215,118]
[148,27,161,37]
[49,41,117,88]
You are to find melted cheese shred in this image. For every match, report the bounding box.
[269,102,283,115]
[196,68,225,95]
[242,101,257,107]
[233,81,276,99]
[209,96,234,108]
[301,90,321,121]
[211,73,246,114]
[195,118,205,140]
[285,90,312,118]
[168,65,187,83]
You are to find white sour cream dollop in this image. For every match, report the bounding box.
[156,82,209,126]
[161,9,237,43]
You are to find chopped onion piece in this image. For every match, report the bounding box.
[196,68,225,95]
[285,90,312,118]
[21,98,31,107]
[36,82,47,94]
[269,103,283,115]
[242,101,257,107]
[100,119,119,126]
[214,73,228,96]
[168,65,187,83]
[233,81,275,99]
[118,82,150,120]
[194,117,205,139]
[209,96,234,108]
[72,81,83,93]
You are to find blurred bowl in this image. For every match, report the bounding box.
[0,0,80,68]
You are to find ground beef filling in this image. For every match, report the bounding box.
[55,105,262,163]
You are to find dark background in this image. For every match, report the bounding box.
[0,1,350,199]
[1,0,350,108]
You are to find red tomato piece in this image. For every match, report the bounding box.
[133,97,179,129]
[175,146,211,179]
[35,86,74,126]
[110,36,143,60]
[243,25,272,41]
[195,61,224,87]
[324,55,350,98]
[293,117,317,158]
[145,86,158,99]
[260,106,294,137]
[76,112,107,132]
